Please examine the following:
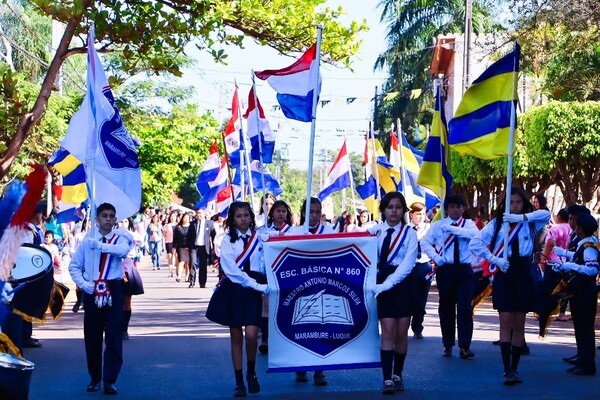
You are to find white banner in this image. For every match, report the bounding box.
[263,232,380,372]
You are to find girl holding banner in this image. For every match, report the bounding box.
[370,192,419,394]
[257,200,294,355]
[470,187,550,385]
[205,202,270,397]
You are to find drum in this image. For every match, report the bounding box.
[0,352,35,400]
[11,244,54,321]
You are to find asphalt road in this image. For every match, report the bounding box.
[21,257,600,399]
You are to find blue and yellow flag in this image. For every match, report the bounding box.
[417,86,452,198]
[448,43,520,159]
[48,148,88,204]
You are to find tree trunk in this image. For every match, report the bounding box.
[0,3,90,180]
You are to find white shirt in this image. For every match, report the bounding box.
[369,222,419,292]
[422,217,478,266]
[408,221,431,263]
[470,210,551,261]
[220,230,266,291]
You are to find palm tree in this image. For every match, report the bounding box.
[374,0,500,144]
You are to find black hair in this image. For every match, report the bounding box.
[299,197,321,225]
[567,204,591,217]
[267,200,292,226]
[443,194,466,210]
[490,187,533,250]
[44,230,54,238]
[576,214,598,237]
[534,194,549,210]
[97,203,116,215]
[556,208,569,223]
[379,192,408,223]
[227,201,256,242]
[259,193,276,215]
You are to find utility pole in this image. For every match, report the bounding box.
[462,0,472,94]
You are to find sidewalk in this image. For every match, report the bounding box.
[23,256,600,399]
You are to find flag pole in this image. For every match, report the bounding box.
[396,120,408,200]
[345,136,358,216]
[236,82,255,210]
[434,82,446,219]
[502,43,519,263]
[250,75,268,214]
[303,24,323,234]
[369,121,381,203]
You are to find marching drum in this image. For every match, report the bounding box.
[0,352,35,399]
[11,244,54,321]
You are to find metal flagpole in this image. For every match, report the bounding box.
[345,137,358,216]
[396,119,408,200]
[502,43,519,263]
[250,75,269,214]
[434,81,446,219]
[236,81,255,210]
[369,121,381,203]
[303,25,323,234]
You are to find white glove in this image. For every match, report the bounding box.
[373,284,385,299]
[441,224,455,233]
[81,281,95,294]
[553,247,567,258]
[546,261,564,272]
[503,213,524,223]
[262,285,272,296]
[491,256,509,272]
[256,284,269,295]
[88,238,101,250]
[1,282,14,302]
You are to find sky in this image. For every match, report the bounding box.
[181,1,389,169]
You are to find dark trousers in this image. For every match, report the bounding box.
[83,280,124,384]
[411,262,432,334]
[571,280,597,370]
[190,246,208,287]
[436,263,474,349]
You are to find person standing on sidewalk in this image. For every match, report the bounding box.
[187,208,214,288]
[68,203,131,395]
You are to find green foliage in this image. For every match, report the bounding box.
[125,103,221,208]
[277,160,308,215]
[520,101,600,203]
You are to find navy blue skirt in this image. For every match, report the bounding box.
[377,273,415,319]
[206,274,264,327]
[492,256,537,313]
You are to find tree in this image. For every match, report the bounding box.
[0,0,367,181]
[374,0,500,134]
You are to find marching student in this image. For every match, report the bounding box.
[369,192,418,394]
[470,187,550,385]
[257,200,294,355]
[68,203,131,395]
[407,202,432,339]
[291,197,334,386]
[550,213,599,376]
[205,201,269,397]
[421,195,479,359]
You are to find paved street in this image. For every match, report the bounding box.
[23,257,600,399]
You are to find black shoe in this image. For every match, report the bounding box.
[443,347,452,357]
[233,384,247,397]
[413,332,424,339]
[247,374,260,394]
[567,365,578,373]
[503,370,518,385]
[86,381,101,392]
[513,372,523,383]
[459,347,475,359]
[200,285,206,288]
[563,355,578,364]
[492,340,500,345]
[23,338,42,348]
[189,283,194,288]
[572,367,596,376]
[258,342,268,355]
[313,371,327,386]
[392,374,404,391]
[122,332,130,340]
[295,371,308,383]
[382,380,395,394]
[522,345,531,356]
[104,383,117,395]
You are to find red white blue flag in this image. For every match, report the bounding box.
[244,87,275,163]
[318,140,351,201]
[255,44,321,122]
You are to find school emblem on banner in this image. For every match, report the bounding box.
[264,232,380,372]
